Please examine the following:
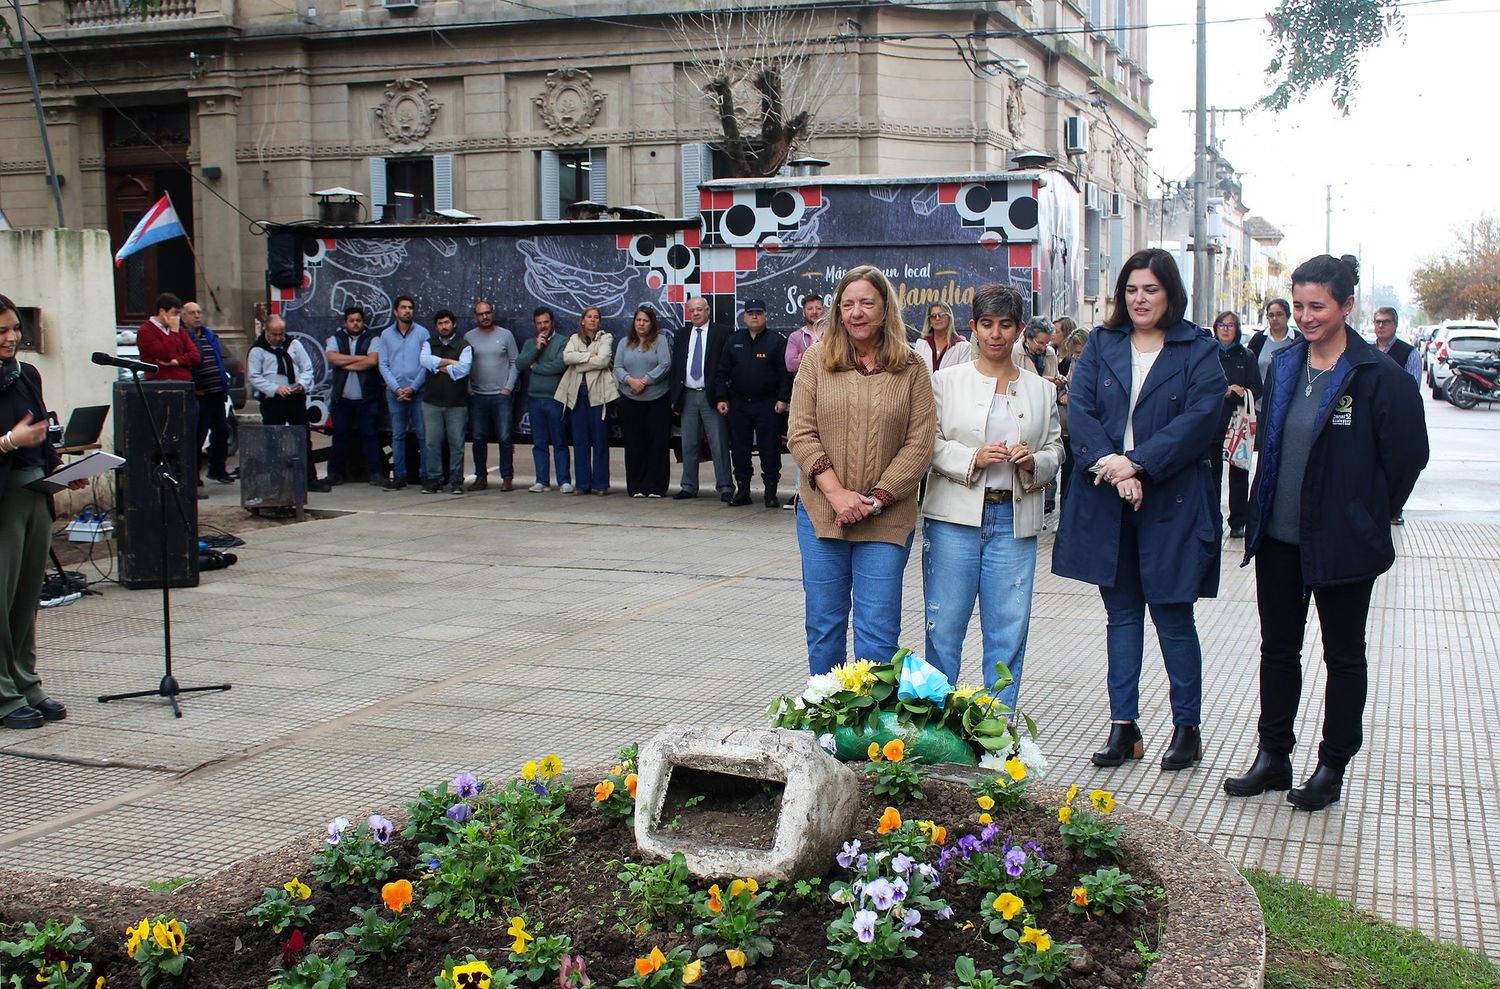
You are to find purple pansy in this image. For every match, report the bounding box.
[452,771,482,799]
[935,904,954,920]
[901,908,922,931]
[917,862,940,886]
[1004,847,1027,877]
[890,877,908,903]
[863,878,897,910]
[837,839,862,869]
[890,853,914,875]
[532,782,548,797]
[368,814,394,845]
[852,910,878,944]
[445,802,473,823]
[325,816,350,847]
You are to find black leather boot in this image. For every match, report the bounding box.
[1159,725,1204,771]
[1223,748,1293,797]
[764,486,780,509]
[1091,722,1144,767]
[729,485,753,506]
[1287,763,1344,811]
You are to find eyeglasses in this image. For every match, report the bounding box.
[1214,322,1237,330]
[1373,318,1395,326]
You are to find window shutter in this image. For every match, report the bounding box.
[681,142,709,218]
[589,148,608,205]
[539,149,560,220]
[433,154,454,211]
[368,157,387,222]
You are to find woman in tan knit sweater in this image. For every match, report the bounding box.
[789,265,936,674]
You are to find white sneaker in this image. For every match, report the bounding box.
[559,482,575,494]
[528,482,547,493]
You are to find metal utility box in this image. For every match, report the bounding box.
[238,423,306,520]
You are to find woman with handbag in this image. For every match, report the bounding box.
[922,284,1063,708]
[1213,312,1262,538]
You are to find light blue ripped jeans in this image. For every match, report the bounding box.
[921,501,1038,711]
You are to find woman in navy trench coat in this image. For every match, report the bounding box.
[1052,249,1227,772]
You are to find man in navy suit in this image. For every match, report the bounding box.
[670,296,732,501]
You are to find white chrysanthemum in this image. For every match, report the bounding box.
[978,752,1007,772]
[1016,737,1048,780]
[801,673,843,704]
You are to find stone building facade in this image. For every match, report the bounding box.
[0,0,1153,345]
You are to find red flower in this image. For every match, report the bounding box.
[282,929,306,969]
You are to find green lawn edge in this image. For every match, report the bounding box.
[1247,868,1500,989]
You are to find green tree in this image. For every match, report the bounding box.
[1410,217,1500,323]
[1262,0,1403,114]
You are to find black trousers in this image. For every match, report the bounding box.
[1217,460,1251,530]
[330,396,383,481]
[260,395,319,482]
[196,391,229,476]
[1255,537,1376,770]
[618,394,672,496]
[728,396,781,487]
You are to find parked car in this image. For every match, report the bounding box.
[1426,321,1500,398]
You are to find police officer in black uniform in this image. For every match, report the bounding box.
[716,300,791,508]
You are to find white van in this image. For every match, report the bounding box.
[1426,320,1500,398]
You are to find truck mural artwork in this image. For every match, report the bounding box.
[266,172,1083,431]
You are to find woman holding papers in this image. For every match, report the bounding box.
[0,292,84,730]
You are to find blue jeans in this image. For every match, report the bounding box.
[569,385,611,491]
[527,396,569,486]
[1098,516,1203,726]
[921,503,1037,709]
[796,503,913,675]
[421,404,468,482]
[387,390,426,479]
[470,393,514,479]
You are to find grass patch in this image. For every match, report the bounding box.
[141,877,199,894]
[1249,868,1500,989]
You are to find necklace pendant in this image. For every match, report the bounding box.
[1304,382,1312,397]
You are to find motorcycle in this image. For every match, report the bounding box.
[1444,349,1500,409]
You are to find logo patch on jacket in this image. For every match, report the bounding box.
[1331,394,1353,426]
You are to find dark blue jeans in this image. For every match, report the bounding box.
[527,396,569,487]
[329,396,383,481]
[569,385,611,491]
[1098,511,1203,726]
[471,392,514,479]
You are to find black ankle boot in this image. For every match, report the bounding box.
[1223,748,1293,797]
[729,485,752,506]
[1159,725,1204,771]
[1287,763,1344,811]
[764,486,780,509]
[1091,722,1144,767]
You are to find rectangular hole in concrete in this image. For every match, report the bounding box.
[659,766,785,851]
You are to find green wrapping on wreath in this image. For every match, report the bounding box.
[832,711,977,766]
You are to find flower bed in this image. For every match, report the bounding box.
[0,746,1168,989]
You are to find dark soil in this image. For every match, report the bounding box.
[658,768,783,849]
[0,774,1164,988]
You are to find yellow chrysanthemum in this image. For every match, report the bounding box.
[881,739,905,762]
[1004,758,1027,782]
[539,754,563,778]
[725,948,747,969]
[1058,805,1073,824]
[283,877,311,901]
[1066,784,1080,805]
[1019,926,1052,953]
[830,659,878,694]
[977,795,995,811]
[952,684,982,701]
[521,760,539,781]
[1089,789,1116,814]
[994,892,1024,920]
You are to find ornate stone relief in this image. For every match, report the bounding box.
[534,68,606,143]
[1005,78,1026,139]
[1107,143,1122,183]
[375,77,441,151]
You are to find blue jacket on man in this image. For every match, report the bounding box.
[195,325,231,394]
[1052,318,1228,603]
[1244,327,1428,586]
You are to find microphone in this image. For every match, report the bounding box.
[92,352,160,374]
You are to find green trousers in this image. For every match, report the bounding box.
[0,472,51,719]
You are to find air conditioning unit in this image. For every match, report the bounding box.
[1064,115,1090,156]
[1084,182,1102,212]
[383,0,417,10]
[1109,191,1125,217]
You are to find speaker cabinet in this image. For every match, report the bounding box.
[114,381,200,589]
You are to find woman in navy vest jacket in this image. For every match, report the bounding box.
[1224,255,1428,811]
[1052,249,1227,772]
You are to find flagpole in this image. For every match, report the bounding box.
[11,0,65,227]
[169,192,225,314]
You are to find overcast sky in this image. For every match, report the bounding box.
[1145,0,1499,310]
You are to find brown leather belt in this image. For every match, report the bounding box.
[983,488,1013,504]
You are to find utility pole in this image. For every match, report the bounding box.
[11,0,65,227]
[1191,0,1211,325]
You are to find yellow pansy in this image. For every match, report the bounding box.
[594,779,615,802]
[1004,758,1027,782]
[1065,784,1079,805]
[877,806,903,834]
[151,919,185,956]
[706,884,723,913]
[1058,805,1073,824]
[682,958,703,984]
[611,763,625,776]
[521,760,539,781]
[881,739,905,762]
[1019,926,1052,953]
[125,918,149,958]
[1089,789,1116,814]
[1072,886,1090,907]
[507,916,534,955]
[539,754,563,778]
[725,948,747,969]
[451,959,493,989]
[978,813,992,825]
[977,795,995,811]
[728,876,759,898]
[994,892,1024,921]
[867,741,882,762]
[283,877,311,900]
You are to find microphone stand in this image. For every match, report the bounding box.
[98,370,230,717]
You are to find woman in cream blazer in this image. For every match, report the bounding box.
[557,306,620,494]
[922,285,1063,710]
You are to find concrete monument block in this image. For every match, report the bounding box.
[634,724,861,882]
